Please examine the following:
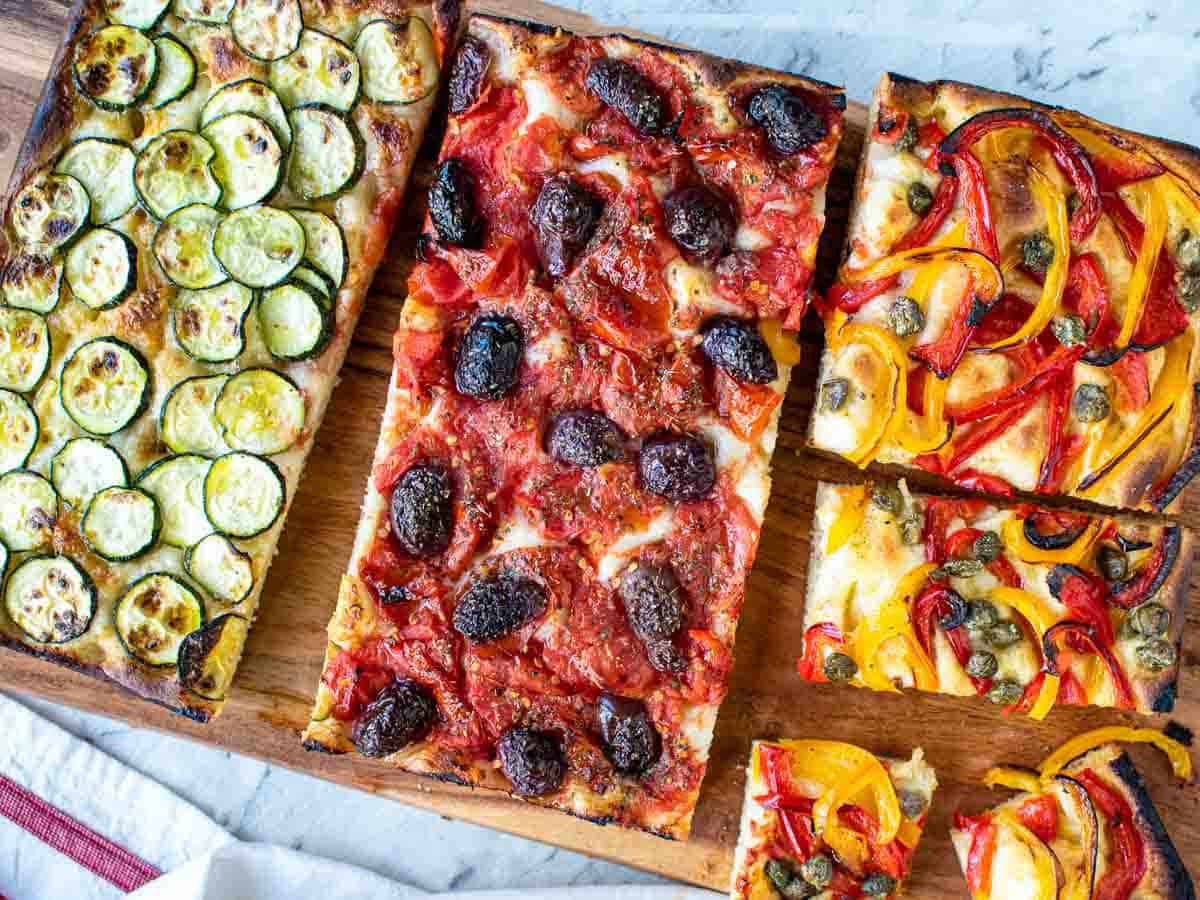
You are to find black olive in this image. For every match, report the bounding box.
[389,463,453,557]
[497,727,566,796]
[700,316,778,384]
[619,561,684,641]
[1021,231,1055,275]
[447,36,491,115]
[546,409,626,467]
[351,679,437,758]
[645,639,687,673]
[638,432,716,501]
[380,585,410,606]
[531,175,602,278]
[452,573,547,643]
[428,158,481,247]
[662,186,735,265]
[746,83,827,156]
[585,58,666,135]
[596,693,661,775]
[455,313,523,400]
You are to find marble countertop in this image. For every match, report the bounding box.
[13,1,1200,892]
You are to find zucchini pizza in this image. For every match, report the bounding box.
[809,73,1200,513]
[0,0,455,719]
[302,15,844,837]
[801,481,1191,716]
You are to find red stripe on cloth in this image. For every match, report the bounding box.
[0,774,160,892]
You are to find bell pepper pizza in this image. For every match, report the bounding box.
[0,0,455,719]
[810,73,1200,513]
[302,15,845,837]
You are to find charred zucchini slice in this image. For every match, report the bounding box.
[153,203,226,290]
[60,338,150,436]
[200,79,292,150]
[290,209,346,289]
[258,281,330,360]
[171,282,253,363]
[11,173,89,249]
[178,613,248,699]
[231,0,302,62]
[270,28,360,112]
[136,453,212,548]
[0,470,57,552]
[106,0,170,29]
[82,486,160,562]
[213,205,304,287]
[114,573,204,667]
[172,0,234,25]
[184,533,253,608]
[160,374,228,456]
[54,138,137,225]
[0,308,51,393]
[290,263,333,305]
[214,368,304,455]
[0,390,37,474]
[134,130,221,220]
[355,17,438,106]
[204,451,285,538]
[65,227,137,310]
[202,112,284,210]
[2,253,63,314]
[145,35,196,108]
[4,555,95,644]
[50,437,128,508]
[74,25,158,111]
[286,105,363,199]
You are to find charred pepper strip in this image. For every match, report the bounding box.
[1075,769,1148,900]
[1108,524,1181,609]
[1042,621,1136,710]
[911,583,990,694]
[948,345,1084,424]
[1065,121,1166,188]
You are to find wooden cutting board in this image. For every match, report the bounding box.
[1,2,1196,894]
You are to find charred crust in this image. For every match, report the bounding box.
[429,770,472,787]
[432,0,463,54]
[1107,753,1196,900]
[1151,679,1179,713]
[1164,720,1193,747]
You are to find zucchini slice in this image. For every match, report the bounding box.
[178,613,248,699]
[0,540,5,581]
[355,17,438,106]
[0,390,38,473]
[106,0,170,29]
[160,374,228,456]
[204,451,285,538]
[172,0,234,25]
[136,453,212,547]
[51,437,128,508]
[231,0,302,62]
[0,308,51,393]
[74,25,158,111]
[114,572,204,667]
[60,338,150,436]
[213,205,304,288]
[171,282,253,363]
[290,209,346,289]
[200,79,292,150]
[258,281,331,360]
[54,138,138,225]
[2,253,63,314]
[134,130,221,220]
[184,533,253,608]
[82,485,160,562]
[286,105,363,199]
[4,555,95,644]
[0,470,58,552]
[291,263,333,304]
[145,35,197,109]
[153,203,226,290]
[201,112,284,210]
[65,227,137,311]
[270,28,360,112]
[11,173,89,250]
[214,368,304,455]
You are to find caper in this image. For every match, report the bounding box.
[895,119,919,153]
[800,853,833,888]
[907,182,934,216]
[871,483,903,513]
[1177,229,1200,273]
[1098,545,1128,582]
[938,558,984,579]
[972,531,1002,562]
[987,679,1024,705]
[1136,639,1177,673]
[820,377,850,412]
[1022,231,1055,275]
[897,789,927,818]
[966,650,999,679]
[888,296,925,337]
[1051,314,1087,347]
[965,599,999,630]
[900,514,923,545]
[862,873,898,896]
[1179,272,1200,314]
[763,858,815,898]
[1067,192,1082,219]
[824,652,858,682]
[1072,383,1110,423]
[1130,603,1171,637]
[986,620,1023,648]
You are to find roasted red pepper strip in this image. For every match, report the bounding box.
[1076,769,1147,900]
[756,744,815,813]
[796,622,846,683]
[1057,667,1089,705]
[951,471,1016,498]
[922,497,988,563]
[1037,374,1076,493]
[1017,795,1060,844]
[948,345,1084,424]
[825,276,896,314]
[1083,132,1166,188]
[840,805,913,880]
[1063,253,1110,335]
[911,273,991,377]
[873,107,910,144]
[955,812,997,897]
[912,582,991,695]
[1043,621,1136,710]
[1107,525,1182,610]
[1048,565,1116,646]
[947,151,1000,261]
[923,393,1039,475]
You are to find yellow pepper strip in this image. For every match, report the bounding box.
[897,816,922,849]
[908,224,970,305]
[986,165,1069,350]
[759,318,802,367]
[853,564,939,694]
[989,587,1061,720]
[982,766,1043,794]
[1115,178,1168,349]
[842,246,1004,301]
[993,811,1058,900]
[814,763,882,872]
[1038,727,1193,782]
[826,484,868,554]
[829,323,908,468]
[1000,516,1101,566]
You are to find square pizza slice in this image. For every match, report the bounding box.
[809,72,1200,513]
[801,481,1191,716]
[0,0,456,719]
[302,15,845,837]
[731,738,937,899]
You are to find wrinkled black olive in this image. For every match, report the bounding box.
[638,432,716,501]
[531,175,602,277]
[746,83,827,156]
[585,58,666,135]
[447,36,491,115]
[455,313,523,400]
[352,679,437,758]
[428,159,481,247]
[662,186,735,265]
[389,463,453,557]
[497,727,566,796]
[700,316,778,384]
[546,409,625,467]
[596,693,661,775]
[645,639,687,673]
[619,561,684,641]
[453,573,547,643]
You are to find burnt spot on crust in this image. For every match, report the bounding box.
[1107,753,1197,900]
[1152,679,1179,713]
[1164,720,1193,746]
[367,114,412,168]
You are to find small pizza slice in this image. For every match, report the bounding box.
[731,739,937,899]
[801,481,1191,715]
[809,73,1200,513]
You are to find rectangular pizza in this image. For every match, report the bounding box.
[0,0,455,719]
[809,72,1200,513]
[302,14,845,837]
[801,481,1191,715]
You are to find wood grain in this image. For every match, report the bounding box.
[0,3,1196,895]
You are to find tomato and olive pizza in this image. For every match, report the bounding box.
[0,0,454,719]
[801,481,1191,716]
[302,15,844,836]
[809,73,1200,513]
